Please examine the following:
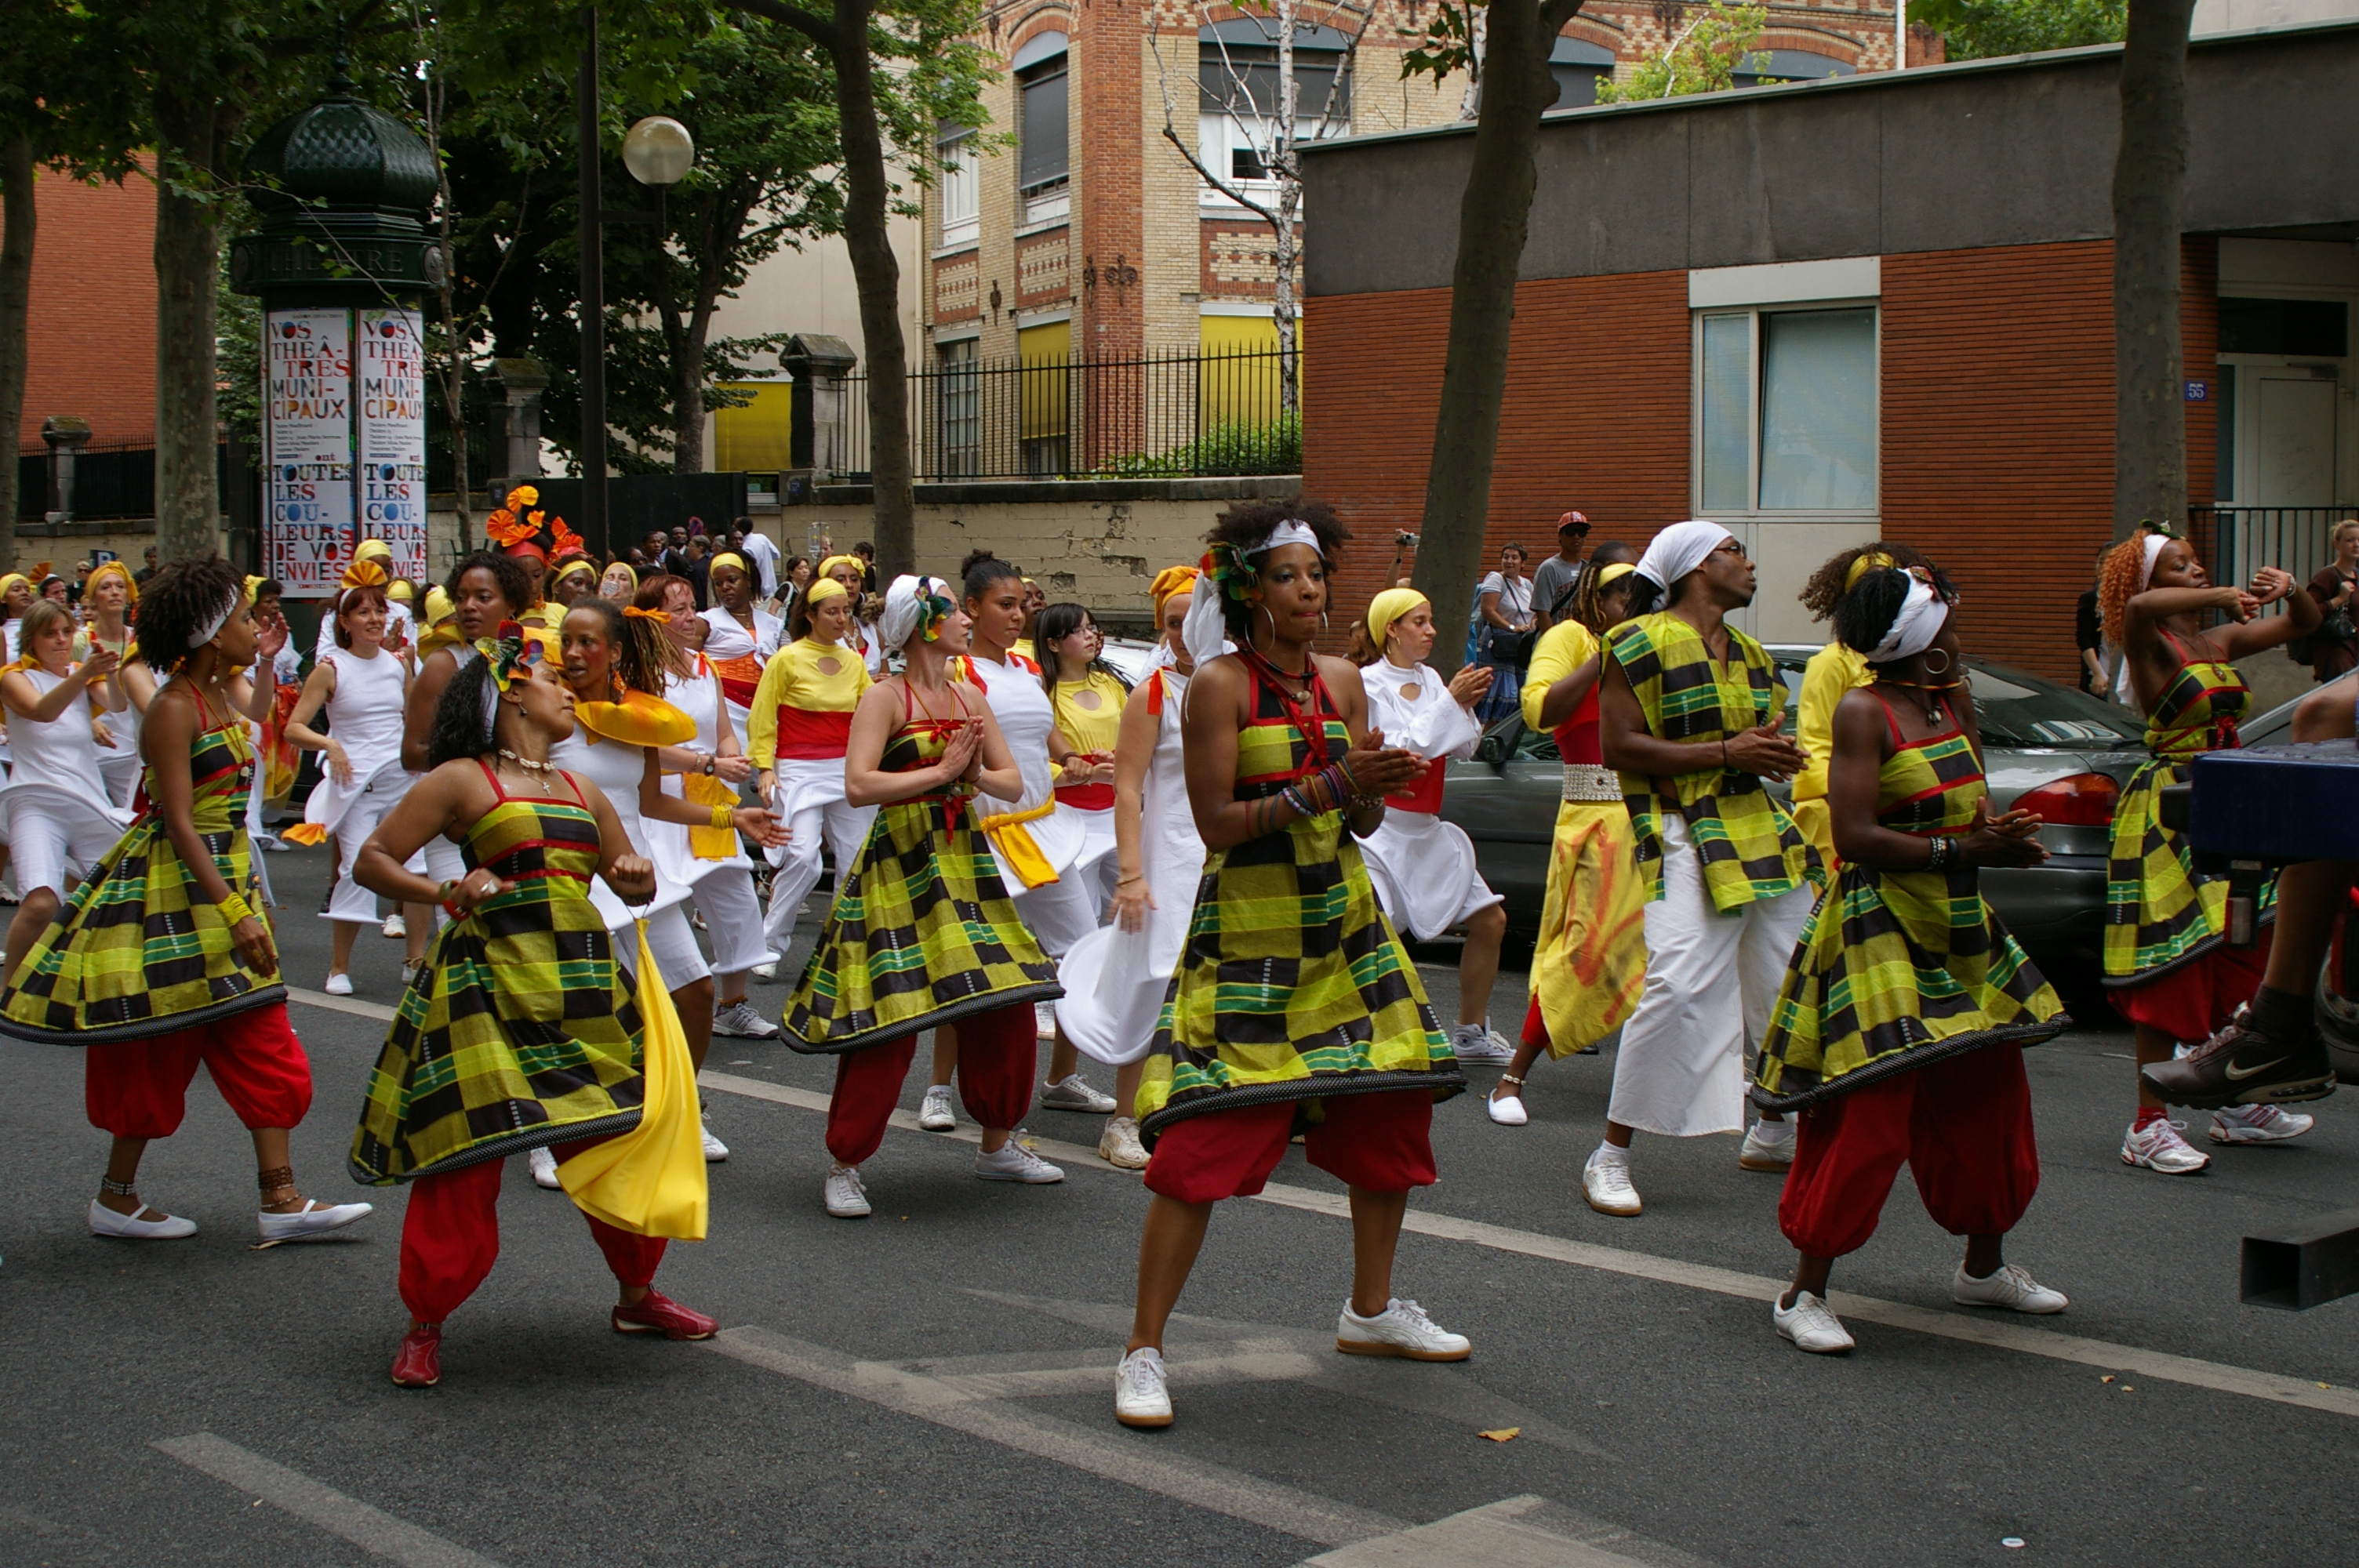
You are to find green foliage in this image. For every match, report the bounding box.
[1910,0,2126,60]
[1399,0,1485,88]
[1592,2,1768,103]
[1094,414,1303,479]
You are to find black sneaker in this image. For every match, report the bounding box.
[2139,1004,2335,1109]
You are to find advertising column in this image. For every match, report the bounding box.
[358,307,429,583]
[261,307,354,595]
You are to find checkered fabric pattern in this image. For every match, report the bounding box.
[0,712,284,1044]
[783,711,1060,1055]
[1608,613,1820,913]
[2103,654,2276,984]
[1136,672,1460,1142]
[1755,718,2065,1111]
[350,789,647,1184]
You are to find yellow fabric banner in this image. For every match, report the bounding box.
[558,920,710,1240]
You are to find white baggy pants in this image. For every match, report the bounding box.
[1605,815,1817,1138]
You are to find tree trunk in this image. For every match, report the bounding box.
[153,89,224,564]
[1411,0,1577,670]
[829,0,914,575]
[670,310,709,474]
[0,132,35,575]
[2111,0,2194,543]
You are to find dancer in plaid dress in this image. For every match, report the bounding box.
[349,622,720,1388]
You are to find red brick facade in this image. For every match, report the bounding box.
[20,165,158,448]
[1307,239,2223,683]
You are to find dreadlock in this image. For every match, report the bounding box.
[563,593,670,695]
[136,555,245,674]
[1798,541,1936,625]
[1565,540,1641,635]
[1833,568,1917,659]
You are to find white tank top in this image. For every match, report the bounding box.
[5,667,111,800]
[322,645,409,783]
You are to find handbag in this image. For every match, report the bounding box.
[1487,626,1537,669]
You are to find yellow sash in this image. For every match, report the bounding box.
[558,920,710,1239]
[684,772,739,859]
[976,799,1060,889]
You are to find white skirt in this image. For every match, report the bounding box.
[1358,809,1503,941]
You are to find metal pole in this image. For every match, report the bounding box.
[576,5,609,556]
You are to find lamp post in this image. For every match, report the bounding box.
[574,2,695,555]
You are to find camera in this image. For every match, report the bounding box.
[1395,531,1420,546]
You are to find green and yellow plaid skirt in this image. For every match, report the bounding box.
[2104,755,2277,986]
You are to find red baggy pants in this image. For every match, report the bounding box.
[824,1003,1038,1167]
[1143,1089,1438,1205]
[398,1148,668,1324]
[2109,930,2271,1043]
[85,1004,314,1138]
[1778,1045,2041,1260]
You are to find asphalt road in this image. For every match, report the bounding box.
[4,846,2358,1567]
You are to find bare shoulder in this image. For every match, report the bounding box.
[1314,653,1366,697]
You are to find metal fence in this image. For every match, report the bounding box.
[2191,506,2359,606]
[841,347,1301,482]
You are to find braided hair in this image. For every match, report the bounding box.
[563,593,670,695]
[1565,540,1641,635]
[136,555,245,674]
[425,651,499,768]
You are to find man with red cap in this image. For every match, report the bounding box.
[1532,511,1591,632]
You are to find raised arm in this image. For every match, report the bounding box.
[1106,678,1161,934]
[0,644,118,723]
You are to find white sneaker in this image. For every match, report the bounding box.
[824,1164,871,1218]
[1773,1290,1855,1354]
[1582,1152,1642,1217]
[88,1198,197,1240]
[323,972,354,996]
[918,1084,958,1131]
[751,962,777,982]
[1446,1023,1514,1064]
[1739,1120,1797,1171]
[2209,1103,2316,1145]
[712,999,781,1040]
[701,1117,730,1162]
[1336,1297,1471,1361]
[1486,1083,1528,1127]
[382,913,406,938]
[1114,1346,1173,1428]
[529,1145,563,1189]
[1040,1073,1117,1112]
[1099,1116,1149,1170]
[256,1199,374,1243]
[975,1142,1065,1184]
[2121,1115,2210,1174]
[1953,1262,2069,1314]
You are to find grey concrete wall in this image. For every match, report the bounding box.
[1305,21,2359,296]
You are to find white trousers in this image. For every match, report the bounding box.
[1013,869,1100,960]
[618,900,712,991]
[1605,815,1816,1138]
[319,778,423,925]
[689,865,773,978]
[760,793,875,957]
[7,797,119,898]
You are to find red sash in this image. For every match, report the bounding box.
[1056,781,1115,811]
[711,651,764,713]
[1384,759,1448,815]
[774,706,853,759]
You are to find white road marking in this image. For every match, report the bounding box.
[154,1433,501,1568]
[1301,1494,1684,1568]
[285,985,398,1023]
[282,1006,2359,1422]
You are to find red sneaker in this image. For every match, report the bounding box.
[611,1290,718,1341]
[391,1324,442,1388]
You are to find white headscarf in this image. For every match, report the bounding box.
[1867,572,1950,663]
[1248,518,1323,558]
[2137,530,2172,593]
[877,574,943,653]
[188,589,240,648]
[1181,573,1230,668]
[1634,521,1734,593]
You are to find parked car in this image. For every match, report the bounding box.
[1441,648,2152,967]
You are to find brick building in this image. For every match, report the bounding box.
[918,0,1928,433]
[16,165,158,449]
[1296,21,2359,678]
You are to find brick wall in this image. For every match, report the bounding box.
[22,165,158,447]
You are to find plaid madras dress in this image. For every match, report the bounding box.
[782,684,1060,1054]
[350,764,646,1183]
[1607,613,1820,911]
[0,690,284,1044]
[1754,693,2066,1112]
[1136,655,1461,1142]
[2103,640,2273,987]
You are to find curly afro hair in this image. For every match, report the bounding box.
[445,550,533,617]
[1205,497,1349,642]
[2099,526,2175,648]
[1799,541,1937,625]
[136,555,246,674]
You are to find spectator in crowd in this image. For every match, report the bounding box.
[133,545,158,586]
[683,534,713,610]
[780,555,811,619]
[1531,512,1590,631]
[2302,518,2359,682]
[2075,546,2106,694]
[1474,543,1536,724]
[735,517,783,605]
[851,542,879,596]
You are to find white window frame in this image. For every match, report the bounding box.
[1690,300,1881,521]
[936,128,978,249]
[1195,111,1341,210]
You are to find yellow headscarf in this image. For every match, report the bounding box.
[86,560,138,607]
[804,577,850,609]
[1844,550,1897,593]
[0,572,31,609]
[341,559,390,591]
[243,574,267,607]
[423,585,454,625]
[709,551,747,579]
[355,539,393,564]
[387,579,414,603]
[1150,564,1200,621]
[1365,587,1428,645]
[816,554,863,584]
[1595,561,1637,586]
[553,557,596,587]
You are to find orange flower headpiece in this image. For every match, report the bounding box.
[340,559,391,591]
[486,485,582,564]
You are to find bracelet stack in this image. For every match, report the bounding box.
[709,804,736,832]
[217,891,255,926]
[436,879,464,918]
[1277,760,1373,820]
[1924,835,1956,870]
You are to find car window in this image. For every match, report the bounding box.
[1965,662,2146,749]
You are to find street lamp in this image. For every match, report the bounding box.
[576,14,699,557]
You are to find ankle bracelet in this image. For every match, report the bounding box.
[1498,1073,1525,1088]
[101,1175,137,1196]
[256,1164,296,1194]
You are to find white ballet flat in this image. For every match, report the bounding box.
[256,1199,374,1243]
[89,1198,198,1240]
[1486,1091,1529,1127]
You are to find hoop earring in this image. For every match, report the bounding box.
[1253,601,1277,645]
[1921,646,1953,676]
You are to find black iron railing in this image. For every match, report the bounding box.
[841,347,1302,482]
[2190,505,2359,606]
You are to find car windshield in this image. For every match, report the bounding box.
[1769,651,2146,751]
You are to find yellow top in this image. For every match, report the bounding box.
[1012,637,1036,666]
[1521,620,1599,732]
[1790,641,1872,806]
[1049,669,1127,757]
[745,637,872,769]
